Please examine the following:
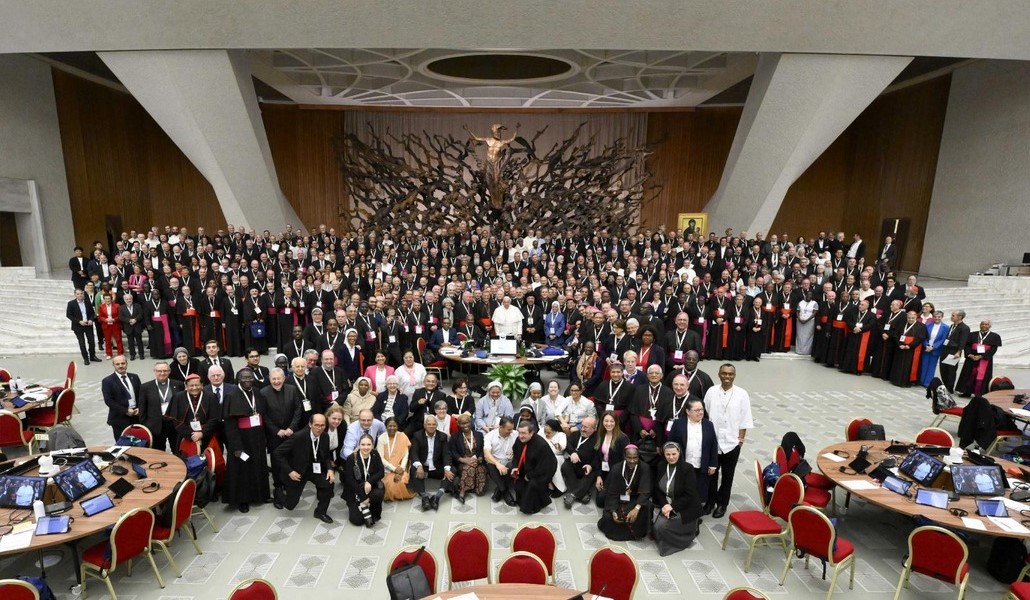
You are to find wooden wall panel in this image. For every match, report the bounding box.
[642,109,741,232]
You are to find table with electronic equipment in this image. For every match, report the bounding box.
[0,447,186,558]
[0,383,53,415]
[438,346,568,367]
[984,388,1030,422]
[430,583,588,599]
[817,441,1030,539]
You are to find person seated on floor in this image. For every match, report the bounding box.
[510,420,558,515]
[651,441,703,556]
[449,413,487,504]
[342,433,385,527]
[597,444,651,542]
[408,414,454,511]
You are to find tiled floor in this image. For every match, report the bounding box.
[1,352,1028,599]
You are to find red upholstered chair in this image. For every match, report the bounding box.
[445,525,490,588]
[24,389,76,431]
[0,410,37,455]
[190,446,220,533]
[915,427,955,448]
[1008,582,1030,600]
[724,587,771,600]
[774,445,836,513]
[893,526,969,600]
[845,417,872,442]
[418,338,450,381]
[497,551,548,585]
[120,423,154,448]
[49,360,77,395]
[512,522,557,582]
[0,579,39,600]
[151,478,202,577]
[80,508,165,598]
[228,578,277,600]
[930,405,964,428]
[987,425,1025,456]
[390,546,439,595]
[722,462,804,572]
[588,545,638,600]
[779,506,855,600]
[0,369,11,383]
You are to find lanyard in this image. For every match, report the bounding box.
[609,380,623,400]
[323,367,336,389]
[157,382,170,403]
[312,436,319,457]
[294,375,307,395]
[902,322,916,337]
[187,394,202,420]
[177,363,191,379]
[360,453,371,480]
[672,395,688,417]
[242,390,256,414]
[649,384,662,408]
[666,464,677,497]
[676,329,688,349]
[621,461,637,488]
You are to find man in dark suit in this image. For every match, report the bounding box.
[665,312,703,380]
[101,355,143,440]
[561,414,599,507]
[199,339,235,384]
[427,317,459,352]
[668,396,719,508]
[878,235,897,268]
[67,289,100,365]
[203,364,237,425]
[408,416,454,511]
[273,413,335,523]
[167,374,220,453]
[138,361,184,451]
[311,350,347,414]
[259,367,305,506]
[69,246,89,290]
[119,292,146,360]
[939,310,971,393]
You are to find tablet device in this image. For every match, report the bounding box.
[123,453,147,466]
[132,463,148,479]
[0,475,46,508]
[10,396,28,408]
[882,475,912,496]
[54,459,105,501]
[951,465,1006,496]
[976,499,1009,518]
[2,456,40,476]
[108,477,135,499]
[914,488,949,509]
[899,450,945,486]
[886,443,913,454]
[80,493,115,517]
[35,515,71,535]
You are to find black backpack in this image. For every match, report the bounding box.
[857,423,886,441]
[387,546,432,600]
[192,469,217,508]
[987,537,1027,583]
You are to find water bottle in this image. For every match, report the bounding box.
[33,500,45,522]
[14,376,23,392]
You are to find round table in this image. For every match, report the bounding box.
[438,347,568,367]
[430,583,584,599]
[816,441,1030,539]
[0,383,52,416]
[0,447,187,556]
[984,388,1030,420]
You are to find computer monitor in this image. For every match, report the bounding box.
[914,488,949,509]
[0,475,46,508]
[951,465,1006,496]
[489,338,518,356]
[54,459,105,502]
[1022,252,1030,265]
[899,450,945,486]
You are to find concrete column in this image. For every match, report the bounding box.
[99,50,304,231]
[705,53,911,235]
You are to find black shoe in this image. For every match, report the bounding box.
[83,358,90,366]
[712,505,727,519]
[315,512,333,524]
[579,495,590,505]
[550,489,564,499]
[504,496,518,508]
[89,355,101,362]
[563,494,574,509]
[702,503,714,515]
[273,489,284,510]
[431,496,441,511]
[456,493,466,505]
[491,490,503,503]
[239,503,250,513]
[421,496,432,511]
[130,355,136,361]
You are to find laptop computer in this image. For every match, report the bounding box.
[489,338,518,356]
[899,450,945,486]
[53,459,105,502]
[0,475,46,509]
[951,464,1006,496]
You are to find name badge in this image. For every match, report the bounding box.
[415,325,423,334]
[601,460,610,472]
[619,493,630,502]
[404,325,410,333]
[883,324,890,331]
[231,308,238,315]
[696,317,704,324]
[755,319,762,325]
[976,344,986,353]
[255,308,261,315]
[239,451,249,462]
[549,328,555,335]
[609,353,618,362]
[300,302,305,308]
[210,311,217,318]
[389,335,397,344]
[285,307,292,314]
[733,316,744,324]
[303,400,312,412]
[368,331,377,340]
[836,315,844,321]
[331,391,339,401]
[856,323,862,330]
[766,303,773,310]
[673,350,683,361]
[154,311,161,318]
[190,420,202,431]
[666,420,673,433]
[605,403,615,412]
[312,463,322,474]
[715,309,724,317]
[249,415,262,427]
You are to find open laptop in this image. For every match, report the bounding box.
[489,338,518,356]
[0,475,46,509]
[951,464,1006,496]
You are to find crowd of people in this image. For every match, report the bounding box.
[73,220,1001,555]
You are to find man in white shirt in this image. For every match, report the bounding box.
[484,416,517,503]
[491,296,523,338]
[702,363,754,518]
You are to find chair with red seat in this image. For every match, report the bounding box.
[779,506,855,600]
[722,463,805,572]
[0,410,37,455]
[893,525,969,600]
[190,446,220,533]
[151,478,202,577]
[1008,582,1030,600]
[774,445,835,512]
[845,417,873,442]
[724,587,771,600]
[0,369,11,383]
[48,360,77,395]
[0,579,40,600]
[512,522,557,582]
[24,389,76,432]
[417,338,450,381]
[588,545,638,600]
[120,424,154,448]
[445,525,490,588]
[80,507,165,599]
[390,545,439,596]
[497,551,548,585]
[228,578,277,600]
[987,426,1025,456]
[915,427,955,448]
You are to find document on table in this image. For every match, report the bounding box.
[0,522,34,552]
[821,452,846,463]
[942,354,961,366]
[1010,408,1030,419]
[839,479,879,491]
[988,517,1030,534]
[961,517,987,531]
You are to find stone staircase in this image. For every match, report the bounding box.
[0,267,77,355]
[922,280,1030,368]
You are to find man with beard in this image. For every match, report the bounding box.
[221,369,270,513]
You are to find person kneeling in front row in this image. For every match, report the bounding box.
[343,433,385,527]
[408,414,454,511]
[652,441,703,556]
[597,444,651,541]
[273,413,336,524]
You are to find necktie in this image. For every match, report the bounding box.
[216,388,222,404]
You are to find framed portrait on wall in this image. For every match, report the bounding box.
[677,212,708,237]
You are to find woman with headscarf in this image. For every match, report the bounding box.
[516,400,538,432]
[449,413,487,503]
[377,416,416,501]
[343,433,385,527]
[169,347,200,383]
[342,376,376,424]
[542,419,568,496]
[544,301,566,347]
[336,328,364,385]
[651,441,703,556]
[474,380,515,434]
[597,444,651,541]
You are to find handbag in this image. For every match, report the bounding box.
[249,322,266,339]
[387,545,431,600]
